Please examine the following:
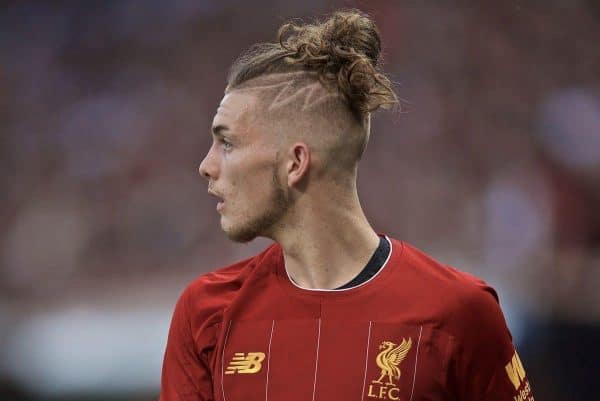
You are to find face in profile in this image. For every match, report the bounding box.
[198,91,291,242]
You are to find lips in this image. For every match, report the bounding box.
[208,188,223,199]
[208,189,225,211]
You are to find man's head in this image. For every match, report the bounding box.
[199,10,397,242]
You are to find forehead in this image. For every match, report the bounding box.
[212,91,258,133]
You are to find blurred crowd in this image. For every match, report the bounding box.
[1,1,599,400]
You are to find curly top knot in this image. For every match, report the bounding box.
[228,9,397,117]
[279,10,381,68]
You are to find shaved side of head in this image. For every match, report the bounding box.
[228,71,370,179]
[223,11,398,185]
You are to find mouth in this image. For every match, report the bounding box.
[208,189,225,212]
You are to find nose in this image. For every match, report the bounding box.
[198,146,218,180]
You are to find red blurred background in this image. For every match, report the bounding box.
[1,1,599,400]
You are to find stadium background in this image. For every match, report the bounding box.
[1,1,599,400]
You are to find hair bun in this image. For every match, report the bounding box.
[278,9,396,115]
[320,10,381,67]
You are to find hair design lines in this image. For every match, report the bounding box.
[267,80,339,113]
[227,10,398,119]
[232,72,342,113]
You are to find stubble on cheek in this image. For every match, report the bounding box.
[221,163,290,243]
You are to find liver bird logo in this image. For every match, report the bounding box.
[374,338,412,385]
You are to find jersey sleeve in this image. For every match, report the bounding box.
[453,284,534,401]
[159,288,214,401]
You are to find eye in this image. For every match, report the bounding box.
[221,138,233,151]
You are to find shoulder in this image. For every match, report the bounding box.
[392,239,506,330]
[180,243,280,330]
[392,243,526,398]
[397,240,493,292]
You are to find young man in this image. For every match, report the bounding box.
[160,10,534,401]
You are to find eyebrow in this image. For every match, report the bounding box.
[211,124,229,137]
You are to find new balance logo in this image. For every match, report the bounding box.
[505,351,526,390]
[225,352,266,374]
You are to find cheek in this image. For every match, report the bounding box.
[236,170,273,208]
[238,174,272,206]
[224,154,275,206]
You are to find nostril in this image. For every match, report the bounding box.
[198,158,210,178]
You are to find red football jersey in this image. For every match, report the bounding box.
[160,238,534,401]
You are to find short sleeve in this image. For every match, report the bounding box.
[453,285,534,401]
[160,288,214,401]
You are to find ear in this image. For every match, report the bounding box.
[286,142,310,187]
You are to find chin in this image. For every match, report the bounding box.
[219,193,288,243]
[221,218,260,243]
[223,226,260,243]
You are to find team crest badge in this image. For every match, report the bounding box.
[367,338,412,400]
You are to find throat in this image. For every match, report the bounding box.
[283,233,388,290]
[335,235,390,289]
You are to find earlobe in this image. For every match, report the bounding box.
[287,143,310,187]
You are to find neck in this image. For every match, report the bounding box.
[271,186,380,290]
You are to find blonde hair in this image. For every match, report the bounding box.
[227,9,397,121]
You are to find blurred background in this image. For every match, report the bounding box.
[1,1,599,400]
